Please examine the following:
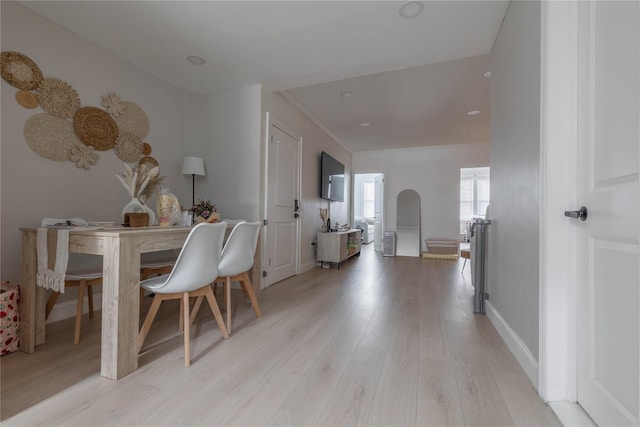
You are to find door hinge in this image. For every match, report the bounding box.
[262,271,268,278]
[263,219,268,226]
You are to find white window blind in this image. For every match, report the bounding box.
[460,167,490,232]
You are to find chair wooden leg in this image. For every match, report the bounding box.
[45,291,60,320]
[183,293,191,367]
[238,272,262,318]
[74,281,86,345]
[87,285,94,319]
[225,276,232,333]
[204,286,229,339]
[190,296,205,325]
[138,295,163,352]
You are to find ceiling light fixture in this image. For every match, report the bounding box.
[360,122,371,127]
[399,1,424,18]
[340,91,352,98]
[467,110,481,116]
[186,56,206,65]
[483,70,492,78]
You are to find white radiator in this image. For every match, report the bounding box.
[382,231,396,257]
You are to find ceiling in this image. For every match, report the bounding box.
[19,1,509,152]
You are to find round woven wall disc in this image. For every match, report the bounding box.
[0,51,43,90]
[36,78,81,118]
[114,131,143,163]
[16,90,38,109]
[114,101,149,139]
[74,106,118,151]
[142,142,152,155]
[138,156,159,170]
[24,113,80,161]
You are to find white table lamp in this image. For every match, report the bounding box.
[182,156,205,207]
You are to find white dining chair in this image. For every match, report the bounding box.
[137,221,229,367]
[191,221,262,333]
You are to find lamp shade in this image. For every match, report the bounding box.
[181,156,205,176]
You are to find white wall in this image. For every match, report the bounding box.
[262,90,352,272]
[487,0,541,382]
[353,143,489,251]
[0,2,190,283]
[195,85,262,221]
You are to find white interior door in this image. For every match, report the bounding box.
[265,124,300,287]
[374,173,384,251]
[576,2,639,425]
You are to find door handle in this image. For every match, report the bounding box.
[564,206,588,222]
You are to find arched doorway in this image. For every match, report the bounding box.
[396,189,421,257]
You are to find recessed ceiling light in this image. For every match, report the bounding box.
[399,1,424,18]
[483,70,492,78]
[340,91,352,98]
[186,56,206,65]
[360,122,371,127]
[467,110,481,116]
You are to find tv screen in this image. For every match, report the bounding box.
[320,152,345,202]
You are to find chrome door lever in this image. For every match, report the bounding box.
[564,206,588,222]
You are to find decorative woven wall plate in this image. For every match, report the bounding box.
[138,156,159,169]
[0,51,43,90]
[114,101,150,139]
[24,113,80,161]
[142,142,152,155]
[74,106,118,151]
[114,131,143,163]
[16,90,38,109]
[36,78,81,118]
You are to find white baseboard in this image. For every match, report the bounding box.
[46,292,103,323]
[485,300,539,388]
[549,401,596,427]
[300,260,317,274]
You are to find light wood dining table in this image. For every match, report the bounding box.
[20,226,220,380]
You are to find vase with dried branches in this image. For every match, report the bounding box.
[117,162,165,225]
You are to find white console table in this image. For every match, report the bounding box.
[317,229,362,268]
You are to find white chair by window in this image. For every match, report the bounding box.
[137,222,229,367]
[191,221,262,333]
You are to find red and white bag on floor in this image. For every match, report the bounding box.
[0,281,20,355]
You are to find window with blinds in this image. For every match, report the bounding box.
[460,167,490,233]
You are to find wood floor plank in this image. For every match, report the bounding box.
[1,245,561,427]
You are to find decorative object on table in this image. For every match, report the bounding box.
[69,144,99,170]
[181,156,205,207]
[116,162,165,225]
[319,208,328,232]
[15,90,38,109]
[100,92,126,117]
[0,51,43,90]
[113,101,150,139]
[23,113,80,161]
[0,281,20,355]
[192,199,219,224]
[156,188,182,227]
[123,212,149,227]
[113,131,143,163]
[74,106,119,151]
[36,77,81,118]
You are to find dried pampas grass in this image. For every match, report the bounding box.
[116,162,165,203]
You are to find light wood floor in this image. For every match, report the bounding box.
[1,245,561,426]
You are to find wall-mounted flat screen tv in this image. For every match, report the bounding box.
[320,151,345,202]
